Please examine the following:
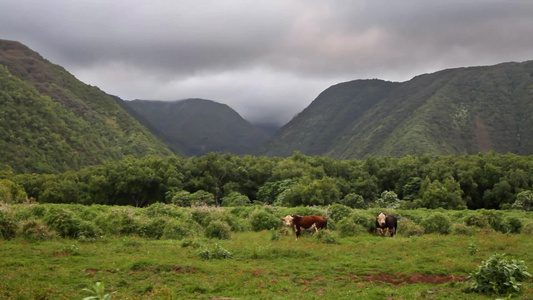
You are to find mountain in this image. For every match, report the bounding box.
[0,39,173,173]
[261,61,533,158]
[124,99,272,156]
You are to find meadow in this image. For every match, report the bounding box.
[1,203,532,299]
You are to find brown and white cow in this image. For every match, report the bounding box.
[282,214,327,240]
[376,212,398,237]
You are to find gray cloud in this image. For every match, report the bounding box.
[1,0,532,125]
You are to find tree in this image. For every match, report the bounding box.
[511,190,533,211]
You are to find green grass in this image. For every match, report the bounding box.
[1,232,532,299]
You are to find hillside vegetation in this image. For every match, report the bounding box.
[261,61,533,159]
[0,40,173,174]
[124,99,271,156]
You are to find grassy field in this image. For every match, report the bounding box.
[1,230,532,299]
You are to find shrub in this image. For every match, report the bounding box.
[95,210,141,235]
[464,213,489,228]
[468,253,531,294]
[522,222,533,235]
[204,220,231,240]
[336,218,365,237]
[398,218,424,237]
[315,230,339,244]
[20,219,57,240]
[453,223,479,236]
[339,193,366,208]
[351,210,375,232]
[505,216,522,234]
[199,244,233,260]
[249,209,280,231]
[43,208,84,238]
[0,210,18,240]
[422,212,451,234]
[161,219,197,240]
[481,210,508,233]
[327,204,353,222]
[221,192,251,207]
[140,217,168,239]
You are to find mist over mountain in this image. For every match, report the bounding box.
[123,99,272,156]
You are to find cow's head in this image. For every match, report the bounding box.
[376,213,387,227]
[282,215,294,227]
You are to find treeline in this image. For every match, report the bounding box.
[2,152,533,210]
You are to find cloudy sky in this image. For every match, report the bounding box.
[1,1,532,125]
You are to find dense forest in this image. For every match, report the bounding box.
[2,152,532,211]
[262,61,533,159]
[0,40,173,174]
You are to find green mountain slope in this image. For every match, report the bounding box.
[0,39,173,173]
[124,99,272,156]
[261,61,533,158]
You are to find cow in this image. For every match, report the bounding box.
[281,214,328,240]
[376,212,398,237]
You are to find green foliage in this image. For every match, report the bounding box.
[249,209,280,231]
[0,179,27,203]
[336,218,364,237]
[0,210,17,240]
[327,204,353,222]
[82,281,115,300]
[0,45,172,174]
[375,190,401,209]
[398,218,424,237]
[198,244,233,260]
[339,193,366,208]
[422,212,452,234]
[468,243,479,256]
[468,253,531,295]
[20,219,57,240]
[511,190,533,211]
[221,192,251,207]
[161,219,197,240]
[204,220,231,240]
[314,230,339,244]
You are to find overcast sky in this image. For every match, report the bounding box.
[1,1,532,125]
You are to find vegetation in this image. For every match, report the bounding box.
[125,99,272,156]
[0,40,173,173]
[0,203,532,298]
[4,152,531,210]
[262,61,533,159]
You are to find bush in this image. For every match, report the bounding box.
[468,253,531,294]
[453,223,479,236]
[95,209,141,235]
[161,219,198,240]
[422,212,451,234]
[221,192,251,207]
[204,220,231,240]
[43,208,84,238]
[249,209,280,231]
[0,210,18,240]
[339,193,366,208]
[505,216,522,234]
[315,230,339,244]
[336,218,365,237]
[140,217,168,239]
[327,204,353,222]
[464,213,489,228]
[199,244,233,260]
[398,218,424,237]
[20,219,57,240]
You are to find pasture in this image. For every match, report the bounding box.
[1,203,532,299]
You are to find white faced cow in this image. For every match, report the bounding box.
[282,214,327,240]
[376,212,398,237]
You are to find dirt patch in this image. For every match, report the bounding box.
[52,252,69,257]
[252,269,262,276]
[362,273,466,285]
